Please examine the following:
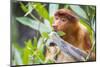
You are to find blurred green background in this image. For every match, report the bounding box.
[11,1,96,66]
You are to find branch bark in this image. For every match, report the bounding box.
[49,32,88,61]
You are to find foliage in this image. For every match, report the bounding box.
[12,2,96,65]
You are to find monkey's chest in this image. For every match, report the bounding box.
[64,36,79,47]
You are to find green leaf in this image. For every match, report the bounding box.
[49,16,54,26]
[19,2,28,13]
[57,31,66,36]
[33,37,37,49]
[41,32,49,38]
[44,19,53,31]
[16,17,52,33]
[22,48,30,64]
[32,3,50,21]
[25,40,34,50]
[37,50,45,62]
[70,5,88,20]
[24,3,33,16]
[22,40,33,64]
[80,18,93,34]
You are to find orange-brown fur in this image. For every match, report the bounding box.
[45,8,95,63]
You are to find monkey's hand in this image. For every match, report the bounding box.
[49,32,88,61]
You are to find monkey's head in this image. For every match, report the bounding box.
[52,8,79,34]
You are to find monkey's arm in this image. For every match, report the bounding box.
[49,32,88,61]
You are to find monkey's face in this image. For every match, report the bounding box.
[52,16,71,33]
[53,9,79,34]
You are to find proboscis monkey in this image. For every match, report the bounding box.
[45,8,96,63]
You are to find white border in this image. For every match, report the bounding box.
[0,0,100,67]
[18,0,96,5]
[0,0,10,67]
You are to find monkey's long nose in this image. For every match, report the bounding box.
[52,24,57,31]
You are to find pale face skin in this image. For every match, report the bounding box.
[52,16,69,32]
[52,15,77,35]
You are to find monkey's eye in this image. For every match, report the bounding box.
[55,16,59,20]
[61,18,66,22]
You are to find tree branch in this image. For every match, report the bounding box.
[49,32,88,61]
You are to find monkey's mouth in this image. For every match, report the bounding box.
[53,28,58,32]
[53,30,57,32]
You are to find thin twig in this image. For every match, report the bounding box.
[86,42,95,60]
